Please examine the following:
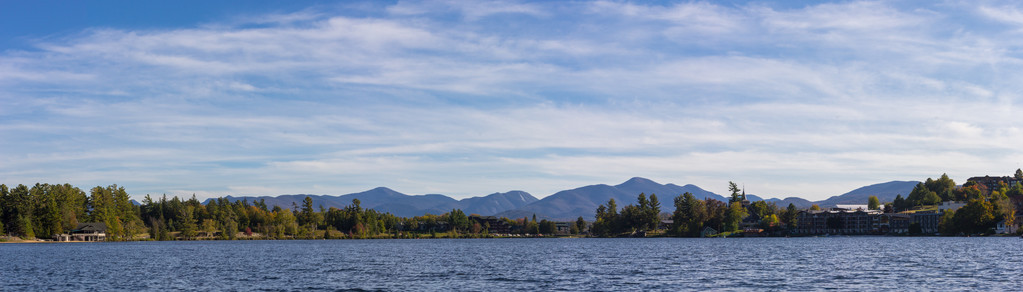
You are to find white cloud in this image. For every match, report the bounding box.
[588,1,746,34]
[3,1,1023,202]
[977,5,1023,27]
[760,1,927,32]
[387,0,548,20]
[944,121,984,137]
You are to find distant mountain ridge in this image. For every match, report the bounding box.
[209,177,918,221]
[815,181,919,207]
[209,188,538,218]
[494,177,726,221]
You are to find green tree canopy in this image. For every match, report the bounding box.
[954,199,995,235]
[723,201,748,232]
[671,192,704,237]
[921,191,942,206]
[783,203,799,229]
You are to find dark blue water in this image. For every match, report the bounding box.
[2,237,1021,290]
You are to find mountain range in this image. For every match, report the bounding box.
[211,177,920,221]
[209,188,538,218]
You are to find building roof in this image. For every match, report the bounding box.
[835,204,870,211]
[72,222,107,233]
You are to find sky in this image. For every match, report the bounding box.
[2,0,1023,201]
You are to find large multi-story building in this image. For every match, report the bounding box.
[796,208,883,235]
[967,171,1022,192]
[911,211,941,234]
[469,215,511,234]
[796,208,944,235]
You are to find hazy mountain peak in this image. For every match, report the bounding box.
[616,177,661,188]
[366,186,400,194]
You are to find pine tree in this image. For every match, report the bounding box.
[784,203,799,229]
[18,215,34,239]
[648,194,661,231]
[728,182,742,203]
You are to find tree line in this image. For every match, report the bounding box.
[0,183,581,241]
[589,182,800,237]
[0,184,143,241]
[589,193,661,237]
[3,174,1021,240]
[929,174,1020,235]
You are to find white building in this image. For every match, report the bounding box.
[835,204,871,211]
[939,201,966,212]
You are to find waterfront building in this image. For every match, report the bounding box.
[658,219,673,230]
[995,220,1013,234]
[469,216,511,234]
[796,208,883,235]
[995,213,1023,234]
[555,222,573,234]
[700,227,718,237]
[910,211,940,234]
[54,223,107,242]
[880,213,911,234]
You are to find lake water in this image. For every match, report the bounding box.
[2,237,1021,290]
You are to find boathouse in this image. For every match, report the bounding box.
[55,223,108,242]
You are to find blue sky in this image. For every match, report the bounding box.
[3,0,1023,201]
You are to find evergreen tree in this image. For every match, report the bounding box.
[8,185,33,237]
[180,205,198,240]
[0,184,7,235]
[648,194,661,231]
[893,194,907,212]
[18,215,34,239]
[671,192,704,236]
[728,181,742,203]
[907,183,930,207]
[783,203,799,230]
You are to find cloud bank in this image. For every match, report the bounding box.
[2,0,1023,200]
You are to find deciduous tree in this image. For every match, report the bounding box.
[724,201,747,232]
[867,196,880,210]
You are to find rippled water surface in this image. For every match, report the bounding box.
[3,237,1022,290]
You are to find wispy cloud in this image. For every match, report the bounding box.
[2,1,1023,201]
[387,0,548,20]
